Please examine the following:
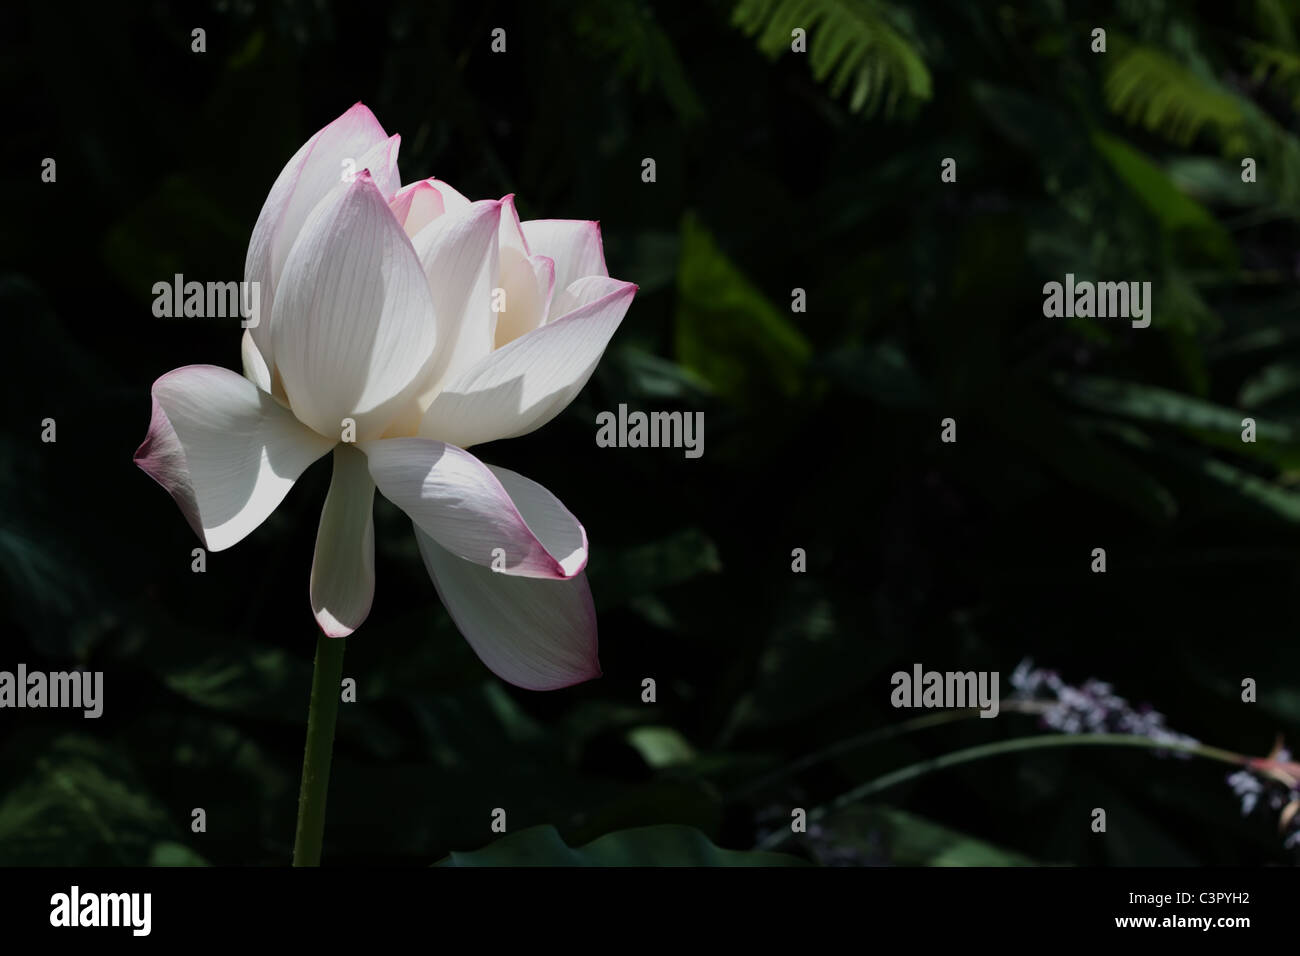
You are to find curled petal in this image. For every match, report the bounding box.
[519,219,608,318]
[362,437,587,578]
[420,277,636,447]
[133,365,335,551]
[415,525,600,691]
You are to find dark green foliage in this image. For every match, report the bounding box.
[3,0,1300,866]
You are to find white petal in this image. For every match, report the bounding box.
[429,178,473,213]
[519,219,608,318]
[415,525,599,690]
[245,103,395,371]
[419,277,635,447]
[408,199,502,391]
[134,365,335,551]
[390,179,447,237]
[362,437,587,578]
[353,134,402,199]
[241,329,272,392]
[271,173,438,440]
[493,246,553,349]
[310,443,376,637]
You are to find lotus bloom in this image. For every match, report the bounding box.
[135,104,635,691]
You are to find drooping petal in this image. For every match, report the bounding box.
[419,277,636,447]
[271,173,438,440]
[519,219,608,318]
[134,365,335,551]
[407,198,502,391]
[362,437,587,578]
[245,103,395,371]
[310,443,376,637]
[414,525,600,690]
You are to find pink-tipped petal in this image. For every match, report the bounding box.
[389,180,447,236]
[361,437,587,578]
[414,525,600,691]
[519,219,608,318]
[133,365,335,551]
[271,173,438,440]
[245,103,394,370]
[310,443,376,637]
[429,178,473,213]
[499,195,529,254]
[354,133,403,200]
[493,195,553,348]
[419,277,636,447]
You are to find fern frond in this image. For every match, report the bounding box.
[1242,39,1300,110]
[1105,43,1300,206]
[1104,46,1246,148]
[571,0,705,123]
[732,0,931,119]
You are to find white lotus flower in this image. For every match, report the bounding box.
[135,103,636,690]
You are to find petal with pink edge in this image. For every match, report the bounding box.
[389,180,447,237]
[414,525,600,691]
[245,103,395,369]
[419,277,635,447]
[133,365,335,551]
[519,219,608,317]
[362,438,587,578]
[310,444,376,637]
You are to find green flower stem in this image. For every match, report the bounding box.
[293,633,347,866]
[755,732,1251,852]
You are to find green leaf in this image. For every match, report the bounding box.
[733,0,931,119]
[570,0,705,123]
[438,824,808,866]
[0,735,180,866]
[675,214,811,403]
[1091,132,1236,267]
[149,842,210,866]
[819,341,931,407]
[1238,359,1300,410]
[149,640,309,722]
[1104,45,1245,148]
[626,726,697,769]
[831,806,1037,865]
[1058,374,1294,441]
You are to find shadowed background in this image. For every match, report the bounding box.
[4,0,1300,865]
